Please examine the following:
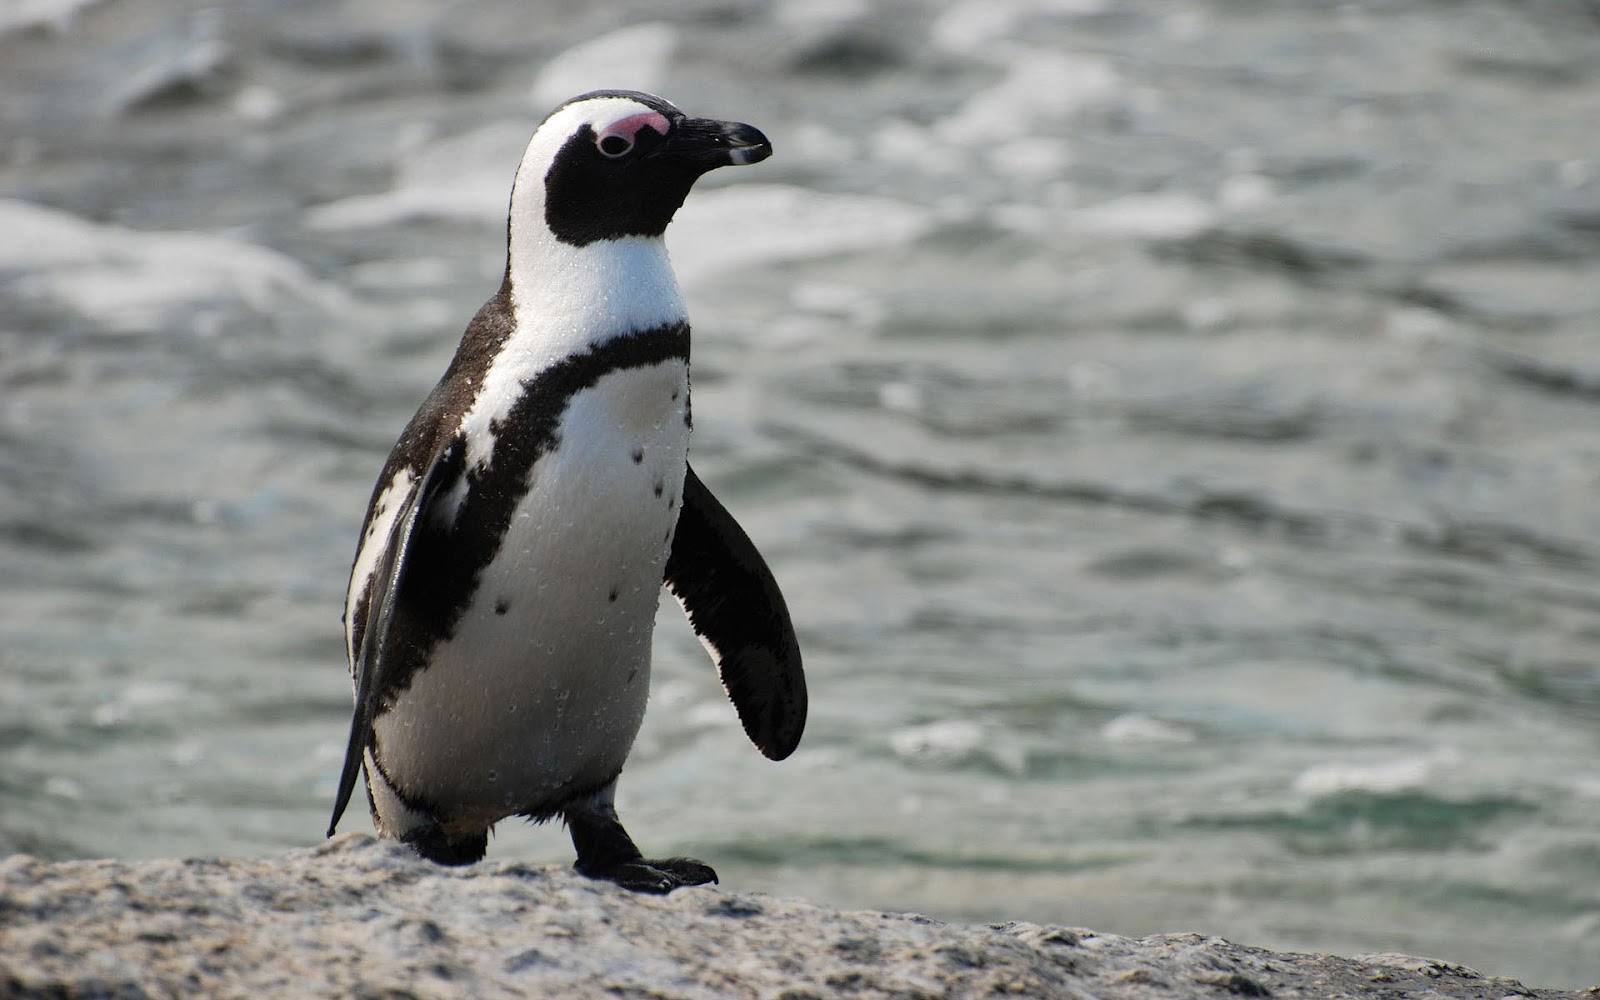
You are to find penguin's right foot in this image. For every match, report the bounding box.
[402,824,488,866]
[576,856,718,894]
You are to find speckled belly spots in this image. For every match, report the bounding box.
[375,358,691,820]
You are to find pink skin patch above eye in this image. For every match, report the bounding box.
[598,111,671,149]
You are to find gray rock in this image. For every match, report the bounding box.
[0,836,1585,999]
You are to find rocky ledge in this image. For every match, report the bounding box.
[0,836,1587,999]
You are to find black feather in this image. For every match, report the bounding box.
[665,465,806,760]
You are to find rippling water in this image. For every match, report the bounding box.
[3,0,1599,987]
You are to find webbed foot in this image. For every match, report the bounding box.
[576,855,718,894]
[564,783,717,894]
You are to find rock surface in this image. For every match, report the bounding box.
[0,836,1588,999]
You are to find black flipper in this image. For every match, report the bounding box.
[665,463,806,761]
[327,445,457,838]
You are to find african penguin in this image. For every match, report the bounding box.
[327,91,806,894]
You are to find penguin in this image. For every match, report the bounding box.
[326,91,806,894]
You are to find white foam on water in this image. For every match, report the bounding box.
[683,700,739,730]
[789,281,874,316]
[937,47,1118,145]
[987,136,1074,179]
[109,39,231,117]
[1218,172,1275,211]
[868,119,934,169]
[931,0,1106,52]
[231,84,285,123]
[304,121,528,230]
[889,719,985,761]
[1070,191,1217,239]
[121,680,192,706]
[888,719,1027,775]
[931,1,1022,51]
[43,776,83,800]
[877,380,923,413]
[1100,713,1195,744]
[1182,297,1236,330]
[342,256,458,292]
[0,0,100,35]
[788,121,857,165]
[669,183,936,285]
[1571,775,1600,800]
[0,198,104,269]
[1292,749,1460,798]
[96,8,230,118]
[530,23,678,111]
[775,0,869,27]
[88,680,192,730]
[0,199,347,330]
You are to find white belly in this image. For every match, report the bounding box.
[375,359,690,829]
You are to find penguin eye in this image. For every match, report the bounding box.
[598,134,633,158]
[594,111,670,160]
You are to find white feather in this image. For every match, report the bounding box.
[344,467,416,669]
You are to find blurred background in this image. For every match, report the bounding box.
[2,0,1599,987]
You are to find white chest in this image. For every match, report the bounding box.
[375,358,691,821]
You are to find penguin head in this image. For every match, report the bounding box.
[512,91,771,250]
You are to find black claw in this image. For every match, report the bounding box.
[564,790,716,894]
[650,856,719,887]
[576,857,718,894]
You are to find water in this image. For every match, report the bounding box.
[3,0,1599,987]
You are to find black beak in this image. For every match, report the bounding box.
[661,117,772,170]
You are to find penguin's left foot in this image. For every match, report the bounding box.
[577,856,718,894]
[564,788,717,894]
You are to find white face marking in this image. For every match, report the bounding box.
[506,94,680,290]
[345,467,417,670]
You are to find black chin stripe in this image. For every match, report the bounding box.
[470,319,691,547]
[372,322,691,712]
